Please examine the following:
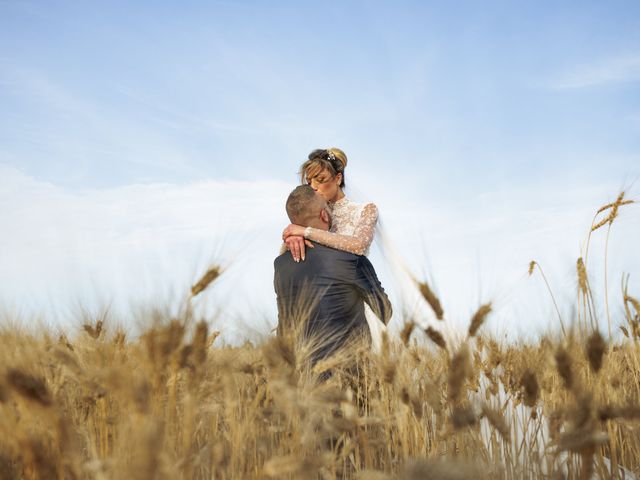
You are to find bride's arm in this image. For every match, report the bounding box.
[303,203,378,256]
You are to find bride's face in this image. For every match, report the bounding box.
[307,168,342,202]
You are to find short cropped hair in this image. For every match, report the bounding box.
[285,185,324,225]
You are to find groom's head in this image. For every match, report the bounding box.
[286,185,332,231]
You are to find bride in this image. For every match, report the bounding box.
[281,147,388,350]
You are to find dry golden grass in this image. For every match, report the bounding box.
[2,304,640,479]
[0,191,638,479]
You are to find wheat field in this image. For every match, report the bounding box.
[0,192,638,480]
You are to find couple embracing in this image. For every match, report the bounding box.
[274,148,393,376]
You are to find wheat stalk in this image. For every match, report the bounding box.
[468,303,492,338]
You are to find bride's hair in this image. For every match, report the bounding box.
[300,147,348,188]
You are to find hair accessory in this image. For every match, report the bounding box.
[326,151,336,162]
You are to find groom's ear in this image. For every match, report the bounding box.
[320,208,330,224]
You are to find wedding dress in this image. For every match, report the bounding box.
[303,196,388,352]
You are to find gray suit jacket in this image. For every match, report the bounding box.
[274,243,392,363]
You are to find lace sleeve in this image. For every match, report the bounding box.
[305,203,378,255]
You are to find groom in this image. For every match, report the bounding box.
[274,185,392,369]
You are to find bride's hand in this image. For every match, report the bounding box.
[284,235,314,262]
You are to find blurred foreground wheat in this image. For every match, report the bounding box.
[0,191,638,479]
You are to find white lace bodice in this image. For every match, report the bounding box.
[305,196,378,256]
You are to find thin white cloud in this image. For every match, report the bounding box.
[548,54,640,90]
[0,165,638,344]
[0,165,293,342]
[0,65,208,178]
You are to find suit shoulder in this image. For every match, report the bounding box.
[311,244,359,261]
[310,243,354,256]
[274,252,290,268]
[355,254,373,266]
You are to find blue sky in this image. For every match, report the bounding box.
[1,1,639,340]
[2,0,639,190]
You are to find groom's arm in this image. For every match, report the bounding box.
[353,256,393,325]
